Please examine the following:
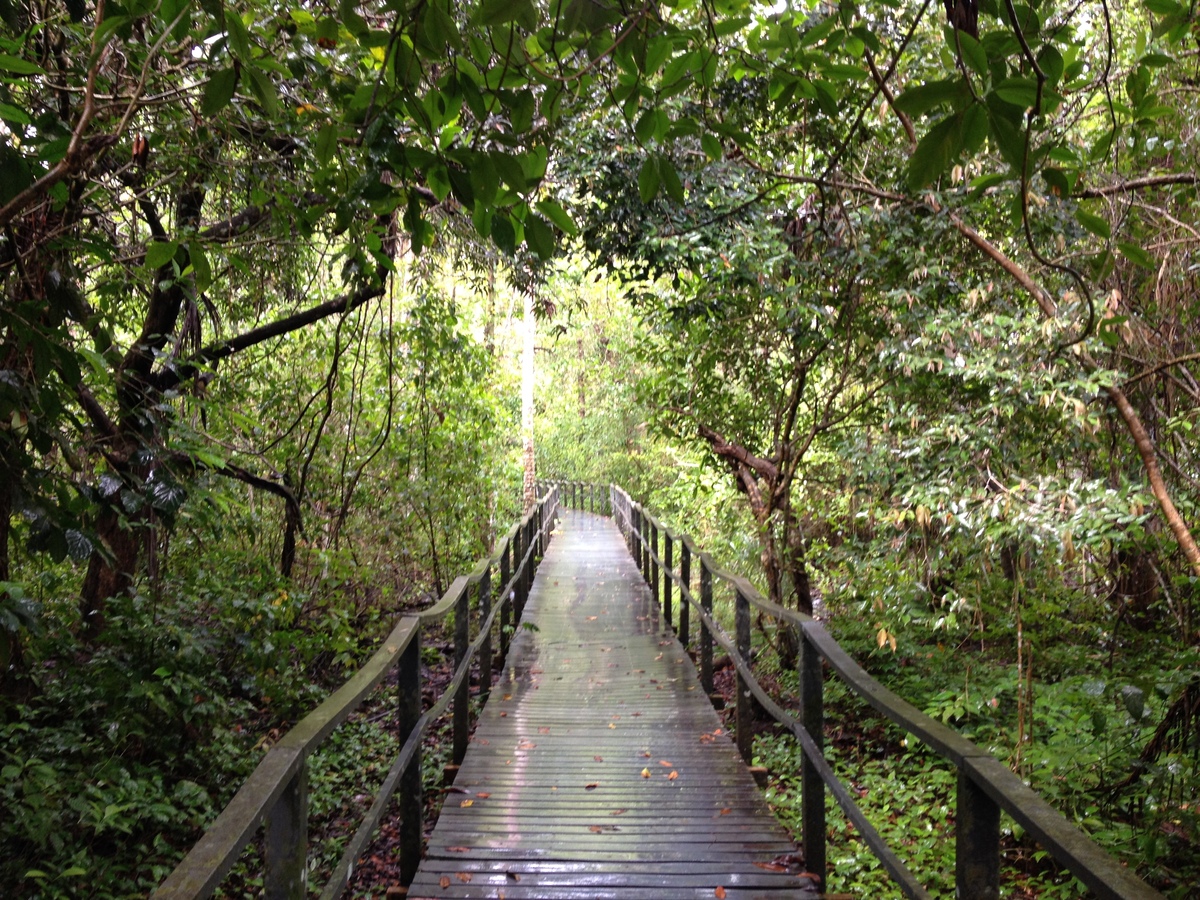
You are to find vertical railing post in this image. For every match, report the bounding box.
[500,540,511,661]
[264,759,307,900]
[479,564,493,704]
[651,522,660,611]
[700,560,714,696]
[956,770,1000,900]
[453,582,470,766]
[397,630,422,886]
[641,513,651,583]
[513,524,526,621]
[679,540,690,650]
[631,506,640,564]
[799,626,826,892]
[735,587,753,764]
[663,532,674,631]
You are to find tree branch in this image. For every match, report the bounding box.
[1075,174,1199,198]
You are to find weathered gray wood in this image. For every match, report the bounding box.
[398,630,423,886]
[478,565,493,705]
[699,559,714,696]
[454,578,470,766]
[798,629,825,892]
[957,767,1000,900]
[409,509,817,900]
[265,761,307,900]
[734,587,753,765]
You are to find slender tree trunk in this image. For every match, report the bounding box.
[522,288,536,512]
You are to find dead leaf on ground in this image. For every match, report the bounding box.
[506,872,521,881]
[608,722,616,729]
[455,872,472,883]
[459,799,474,807]
[754,862,788,872]
[476,792,490,799]
[517,740,536,750]
[538,726,550,734]
[714,887,727,899]
[588,824,619,833]
[448,846,470,852]
[594,755,604,762]
[587,616,598,621]
[659,760,673,767]
[640,767,651,778]
[439,875,451,888]
[610,808,627,816]
[667,770,679,781]
[718,808,732,816]
[585,782,599,790]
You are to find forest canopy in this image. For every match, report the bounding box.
[2,0,1199,896]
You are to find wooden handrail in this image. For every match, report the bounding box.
[605,483,1164,900]
[154,486,561,900]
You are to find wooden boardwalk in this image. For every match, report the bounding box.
[407,510,818,899]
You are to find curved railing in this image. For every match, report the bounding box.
[608,484,1162,900]
[153,487,561,900]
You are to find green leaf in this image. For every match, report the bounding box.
[245,66,278,116]
[637,156,661,203]
[1075,208,1111,239]
[0,53,43,75]
[225,9,252,60]
[893,78,967,117]
[491,213,516,254]
[188,243,212,292]
[201,66,239,116]
[701,133,722,160]
[659,156,685,203]
[525,213,556,260]
[0,101,30,124]
[535,199,577,235]
[491,152,526,193]
[1117,241,1155,269]
[953,33,988,81]
[145,240,179,269]
[1041,167,1070,197]
[992,77,1040,109]
[906,112,962,191]
[962,102,988,153]
[477,0,530,26]
[1143,0,1181,13]
[314,122,338,166]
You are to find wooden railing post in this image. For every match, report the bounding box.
[956,770,1000,900]
[664,532,674,631]
[700,560,714,695]
[264,759,307,900]
[513,525,525,621]
[799,627,826,892]
[679,541,690,650]
[397,631,422,886]
[479,565,493,703]
[651,522,660,613]
[500,541,511,661]
[735,587,753,764]
[641,513,651,582]
[453,582,470,766]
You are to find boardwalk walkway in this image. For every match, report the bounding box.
[407,509,818,899]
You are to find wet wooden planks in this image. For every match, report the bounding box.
[407,510,817,900]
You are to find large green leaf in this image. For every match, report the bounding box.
[893,78,968,117]
[906,112,963,191]
[201,66,239,116]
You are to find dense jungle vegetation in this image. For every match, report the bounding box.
[1,0,1198,896]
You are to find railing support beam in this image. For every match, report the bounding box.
[956,770,1001,900]
[734,588,753,764]
[398,632,422,886]
[264,761,307,900]
[799,628,826,893]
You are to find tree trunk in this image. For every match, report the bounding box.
[521,288,536,512]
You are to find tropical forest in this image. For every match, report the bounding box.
[1,0,1198,896]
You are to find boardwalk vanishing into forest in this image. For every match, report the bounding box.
[407,509,818,899]
[156,483,1165,900]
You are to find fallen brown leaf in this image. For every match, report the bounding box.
[610,808,627,816]
[659,760,673,767]
[719,808,732,816]
[714,887,726,899]
[459,799,474,807]
[640,767,651,778]
[506,871,520,881]
[538,726,550,734]
[753,862,787,872]
[476,792,490,799]
[439,875,451,888]
[667,770,679,781]
[455,872,472,883]
[516,740,536,750]
[594,755,604,762]
[448,846,470,852]
[585,782,599,790]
